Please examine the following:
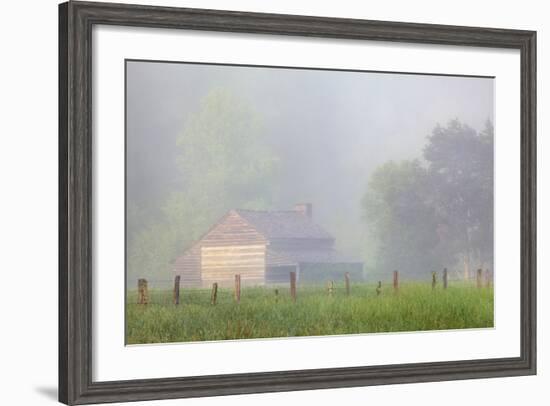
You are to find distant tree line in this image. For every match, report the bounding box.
[127,89,278,285]
[362,119,494,279]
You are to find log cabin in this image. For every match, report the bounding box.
[173,204,363,287]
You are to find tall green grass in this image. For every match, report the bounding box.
[126,282,493,344]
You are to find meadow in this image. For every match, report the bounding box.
[126,281,493,344]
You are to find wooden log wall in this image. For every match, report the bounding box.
[173,244,202,287]
[201,245,266,286]
[268,238,334,251]
[200,211,268,287]
[201,211,267,247]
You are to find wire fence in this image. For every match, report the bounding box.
[129,268,493,306]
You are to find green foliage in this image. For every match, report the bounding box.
[126,282,493,344]
[362,120,494,277]
[424,119,494,266]
[362,160,441,277]
[127,88,279,284]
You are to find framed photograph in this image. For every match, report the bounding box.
[59,1,536,404]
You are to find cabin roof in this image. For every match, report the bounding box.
[234,209,333,240]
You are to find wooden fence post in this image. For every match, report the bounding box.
[476,268,483,288]
[234,274,241,303]
[393,270,399,293]
[376,281,382,296]
[345,272,350,296]
[327,280,334,296]
[137,278,149,305]
[173,275,180,305]
[210,282,218,305]
[290,271,297,302]
[443,268,448,290]
[432,272,437,290]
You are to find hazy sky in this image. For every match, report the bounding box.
[126,60,493,256]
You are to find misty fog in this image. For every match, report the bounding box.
[126,60,494,283]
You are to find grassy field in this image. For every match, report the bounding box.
[126,282,493,344]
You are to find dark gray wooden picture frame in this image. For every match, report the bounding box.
[59,1,537,404]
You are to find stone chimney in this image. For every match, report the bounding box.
[294,203,312,218]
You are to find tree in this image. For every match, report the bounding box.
[362,119,494,280]
[127,88,279,283]
[423,119,493,278]
[362,160,442,278]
